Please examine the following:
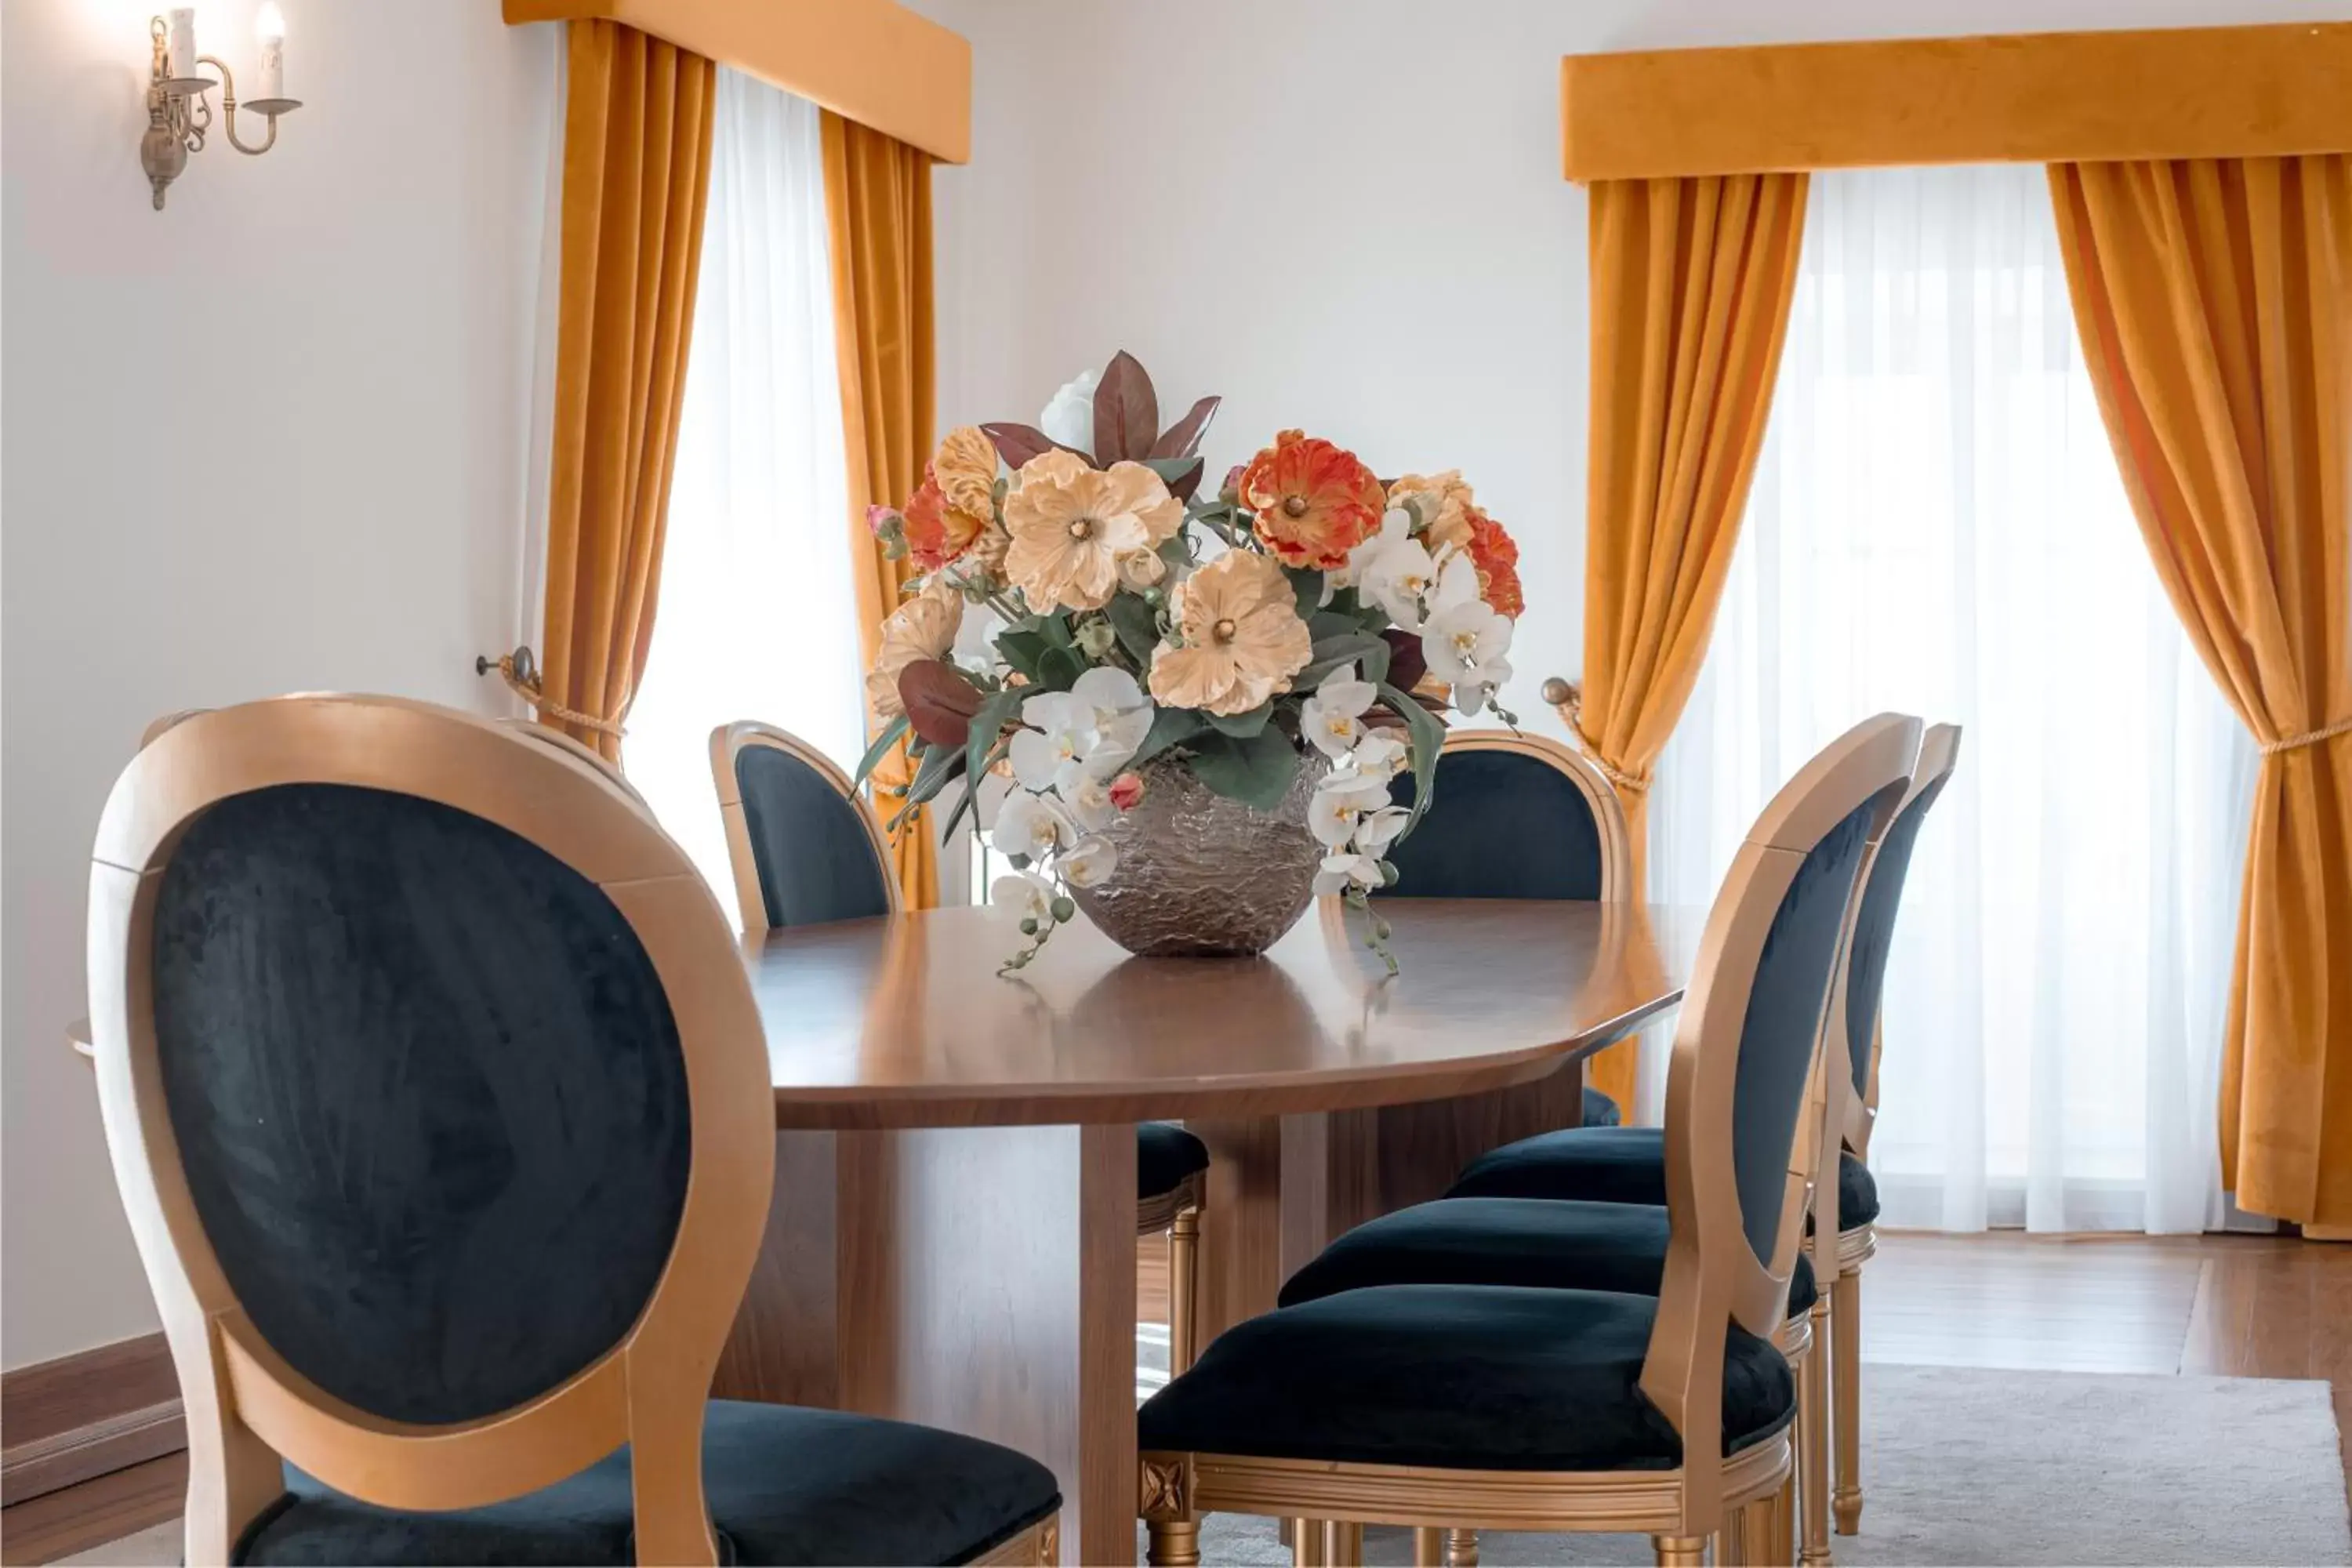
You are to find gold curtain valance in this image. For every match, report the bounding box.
[505,0,971,165]
[1561,24,2352,183]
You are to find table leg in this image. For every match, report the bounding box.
[1189,1113,1352,1348]
[716,1123,1138,1566]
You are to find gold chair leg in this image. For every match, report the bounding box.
[1747,1494,1789,1568]
[1801,1298,1833,1565]
[1654,1536,1707,1566]
[1412,1526,1446,1566]
[1321,1520,1363,1566]
[1145,1518,1200,1566]
[1294,1518,1328,1568]
[1831,1268,1863,1535]
[1168,1203,1200,1377]
[1722,1502,1748,1566]
[1445,1526,1480,1566]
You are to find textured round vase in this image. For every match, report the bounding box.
[1069,750,1324,958]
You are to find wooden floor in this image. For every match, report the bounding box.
[9,1232,2347,1565]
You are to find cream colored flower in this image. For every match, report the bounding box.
[863,579,964,720]
[1116,547,1168,590]
[1388,470,1476,551]
[1146,548,1314,716]
[1003,451,1184,612]
[932,426,1000,523]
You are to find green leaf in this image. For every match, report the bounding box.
[963,686,1025,790]
[1306,608,1374,642]
[995,629,1049,682]
[1134,705,1205,765]
[1035,646,1083,691]
[1203,702,1272,738]
[1376,681,1448,835]
[1105,594,1163,666]
[1186,728,1300,812]
[1299,631,1390,690]
[1142,456,1202,491]
[852,713,911,788]
[1290,569,1326,619]
[898,737,969,820]
[1038,614,1076,651]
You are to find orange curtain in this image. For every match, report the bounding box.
[822,111,939,909]
[2050,154,2352,1225]
[538,20,716,761]
[1574,173,1811,1107]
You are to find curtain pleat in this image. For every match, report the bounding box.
[1577,172,1811,1105]
[539,20,717,762]
[2049,154,2352,1225]
[822,110,939,910]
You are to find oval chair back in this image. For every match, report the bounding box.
[87,695,773,1566]
[1642,712,1918,1531]
[1380,731,1632,902]
[709,721,897,935]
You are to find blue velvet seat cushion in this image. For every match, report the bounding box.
[234,1401,1060,1566]
[1137,1284,1792,1472]
[1581,1087,1623,1127]
[1138,1122,1209,1202]
[1278,1198,1818,1318]
[1450,1128,1880,1231]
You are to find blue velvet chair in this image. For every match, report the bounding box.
[711,720,1211,1374]
[1135,715,1921,1568]
[1380,732,1633,1134]
[85,695,1062,1566]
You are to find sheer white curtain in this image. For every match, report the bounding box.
[626,71,863,916]
[1649,164,2258,1235]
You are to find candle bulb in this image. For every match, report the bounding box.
[255,2,285,100]
[166,6,198,82]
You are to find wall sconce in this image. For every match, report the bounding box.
[140,5,302,211]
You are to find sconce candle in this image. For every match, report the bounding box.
[166,7,198,79]
[255,4,285,101]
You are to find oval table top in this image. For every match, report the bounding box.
[750,898,1703,1130]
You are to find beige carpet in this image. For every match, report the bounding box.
[54,1366,2352,1566]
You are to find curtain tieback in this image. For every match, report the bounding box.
[1541,675,1654,797]
[2262,714,2352,757]
[474,644,626,739]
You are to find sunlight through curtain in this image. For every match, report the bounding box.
[1650,163,2258,1234]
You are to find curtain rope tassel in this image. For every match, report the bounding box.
[474,644,625,739]
[2262,714,2352,757]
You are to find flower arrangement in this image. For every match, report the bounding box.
[855,351,1523,972]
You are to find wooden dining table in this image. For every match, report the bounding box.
[713,896,1701,1565]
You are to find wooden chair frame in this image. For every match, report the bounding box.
[1140,714,1920,1567]
[709,720,903,936]
[1436,729,1635,904]
[88,695,1058,1567]
[1810,722,1962,1542]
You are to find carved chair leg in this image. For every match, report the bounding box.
[1168,1203,1201,1377]
[1293,1518,1328,1568]
[1412,1526,1446,1567]
[1445,1526,1480,1566]
[1322,1519,1363,1566]
[1831,1268,1864,1535]
[1721,1500,1748,1566]
[1145,1518,1200,1566]
[1801,1298,1834,1565]
[1653,1535,1708,1566]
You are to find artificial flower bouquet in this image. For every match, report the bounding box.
[854,351,1523,971]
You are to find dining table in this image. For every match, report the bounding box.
[714,895,1702,1565]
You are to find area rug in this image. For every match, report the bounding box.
[1134,1359,2350,1566]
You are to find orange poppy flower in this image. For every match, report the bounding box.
[902,469,985,572]
[1238,430,1385,570]
[1462,505,1523,619]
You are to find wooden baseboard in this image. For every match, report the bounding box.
[2,1334,185,1508]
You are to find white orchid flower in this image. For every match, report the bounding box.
[1309,773,1395,848]
[1011,688,1100,795]
[1060,834,1119,888]
[974,765,1015,830]
[993,869,1057,928]
[1313,851,1385,896]
[1429,546,1483,612]
[1324,508,1414,602]
[1301,663,1379,759]
[1039,370,1099,453]
[1362,534,1442,631]
[1355,805,1411,855]
[993,790,1076,862]
[1062,771,1120,831]
[1422,596,1514,691]
[1453,655,1515,717]
[1069,666,1155,769]
[1350,730,1410,780]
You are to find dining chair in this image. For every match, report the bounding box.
[86,695,1063,1566]
[1381,730,1634,1129]
[1811,723,1962,1540]
[710,720,1211,1374]
[1134,713,1921,1568]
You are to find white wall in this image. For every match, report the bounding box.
[2,0,559,1369]
[916,0,2350,750]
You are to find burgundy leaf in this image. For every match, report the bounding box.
[981,422,1091,470]
[1091,350,1160,464]
[898,660,984,748]
[1149,395,1221,460]
[1382,630,1428,693]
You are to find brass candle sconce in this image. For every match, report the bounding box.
[140,6,302,211]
